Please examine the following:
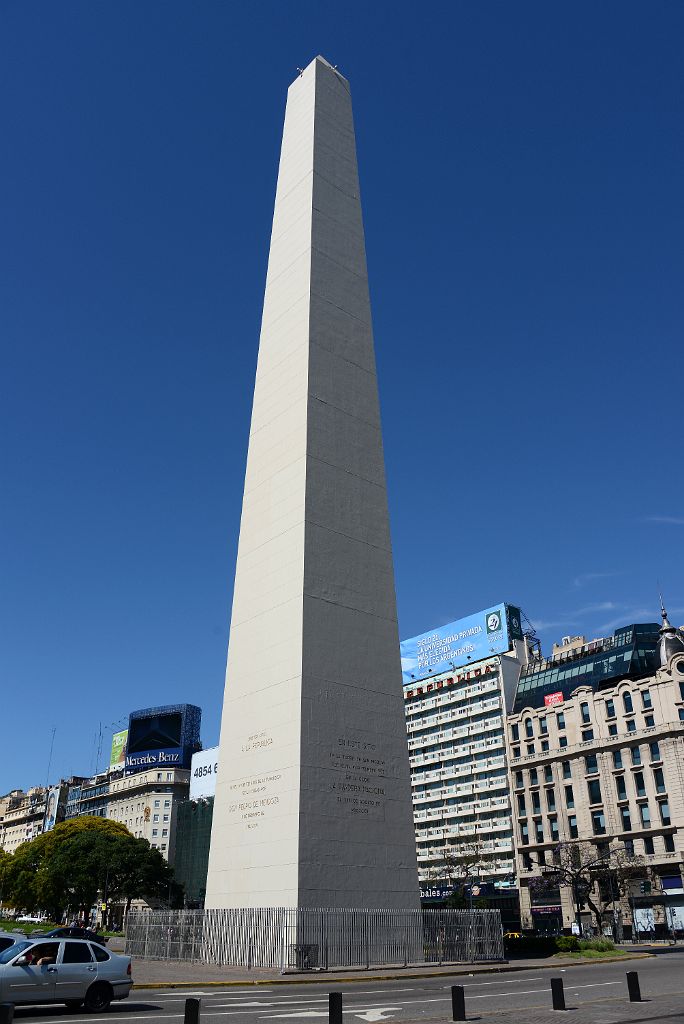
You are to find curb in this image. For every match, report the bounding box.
[131,952,652,989]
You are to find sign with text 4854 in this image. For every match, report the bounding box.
[190,745,219,799]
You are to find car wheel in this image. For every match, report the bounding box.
[65,1000,84,1011]
[84,982,112,1012]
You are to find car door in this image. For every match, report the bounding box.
[55,941,97,999]
[4,942,60,1004]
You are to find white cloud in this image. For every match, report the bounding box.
[645,515,684,526]
[572,571,622,589]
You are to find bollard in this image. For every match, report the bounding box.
[329,991,343,1024]
[551,977,566,1011]
[451,985,466,1021]
[0,1004,14,1024]
[184,997,201,1024]
[626,971,642,1002]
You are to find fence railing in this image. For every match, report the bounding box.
[125,907,504,968]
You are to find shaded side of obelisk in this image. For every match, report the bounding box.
[205,56,419,910]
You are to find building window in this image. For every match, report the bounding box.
[680,680,684,702]
[592,811,606,835]
[621,807,632,831]
[161,843,167,851]
[526,744,535,755]
[515,771,524,788]
[627,720,636,733]
[565,785,574,808]
[550,817,559,842]
[605,699,615,719]
[544,765,553,783]
[664,835,675,853]
[642,690,652,709]
[530,768,538,786]
[613,750,623,769]
[660,802,671,826]
[511,724,520,741]
[559,736,568,748]
[157,773,162,781]
[616,775,627,800]
[546,789,556,811]
[517,794,526,815]
[162,828,168,836]
[524,720,533,739]
[166,773,173,781]
[154,800,160,808]
[649,741,661,762]
[582,728,594,741]
[624,839,635,856]
[163,814,169,822]
[562,761,572,779]
[153,814,159,823]
[634,772,646,798]
[639,804,651,828]
[653,767,666,794]
[580,702,590,724]
[512,746,521,758]
[532,791,541,814]
[585,754,598,773]
[164,800,171,807]
[644,715,654,728]
[631,747,641,766]
[643,836,655,855]
[535,821,544,843]
[623,692,634,714]
[588,779,602,804]
[540,717,548,735]
[523,853,533,870]
[541,740,549,752]
[557,711,566,730]
[520,823,529,845]
[608,723,618,736]
[152,829,158,836]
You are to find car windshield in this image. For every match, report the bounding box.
[0,941,31,964]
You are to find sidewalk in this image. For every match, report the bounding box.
[128,951,652,989]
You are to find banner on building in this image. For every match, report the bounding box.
[43,783,66,832]
[190,746,219,800]
[401,602,514,684]
[110,729,128,770]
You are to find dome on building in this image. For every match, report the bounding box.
[658,600,684,667]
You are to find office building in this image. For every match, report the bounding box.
[508,606,684,936]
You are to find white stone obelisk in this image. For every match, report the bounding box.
[205,56,419,910]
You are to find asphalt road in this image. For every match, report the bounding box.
[11,949,684,1024]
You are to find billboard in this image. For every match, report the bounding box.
[110,729,128,770]
[544,691,564,707]
[401,603,517,684]
[189,746,219,800]
[43,783,66,832]
[125,704,201,774]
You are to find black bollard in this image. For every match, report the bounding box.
[551,977,566,1011]
[329,991,343,1024]
[0,1004,14,1024]
[626,971,642,1002]
[184,997,201,1024]
[451,985,466,1021]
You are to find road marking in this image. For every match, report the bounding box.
[354,1010,401,1022]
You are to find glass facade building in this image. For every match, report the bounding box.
[513,624,660,712]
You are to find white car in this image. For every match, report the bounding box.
[0,937,132,1011]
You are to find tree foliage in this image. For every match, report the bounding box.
[2,816,179,920]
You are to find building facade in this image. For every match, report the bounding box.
[508,610,684,936]
[402,604,528,894]
[0,788,47,853]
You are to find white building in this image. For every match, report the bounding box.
[401,604,528,892]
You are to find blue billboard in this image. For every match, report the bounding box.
[401,603,521,684]
[125,704,201,775]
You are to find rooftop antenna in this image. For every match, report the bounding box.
[45,726,56,789]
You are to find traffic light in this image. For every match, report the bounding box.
[639,881,651,895]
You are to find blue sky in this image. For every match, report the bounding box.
[1,2,682,794]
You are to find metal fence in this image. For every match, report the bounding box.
[125,907,504,968]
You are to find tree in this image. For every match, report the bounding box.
[3,816,180,922]
[433,839,491,909]
[530,841,644,934]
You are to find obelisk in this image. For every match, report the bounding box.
[205,56,419,909]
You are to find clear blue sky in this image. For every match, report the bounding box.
[2,2,682,794]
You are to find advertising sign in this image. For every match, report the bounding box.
[190,746,219,800]
[544,691,564,707]
[43,784,66,832]
[401,603,512,684]
[110,729,128,770]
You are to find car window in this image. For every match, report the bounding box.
[0,942,31,964]
[90,944,110,963]
[0,938,16,953]
[27,942,60,964]
[63,941,93,964]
